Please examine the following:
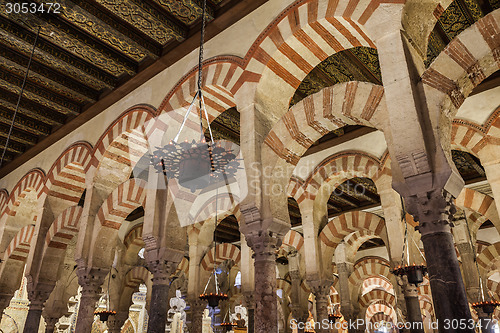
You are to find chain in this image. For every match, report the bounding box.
[197,0,207,90]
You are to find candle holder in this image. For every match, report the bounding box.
[199,292,228,308]
[392,264,427,286]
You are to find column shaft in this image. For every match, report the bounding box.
[421,231,473,333]
[44,317,59,333]
[404,294,424,333]
[75,289,101,333]
[254,253,279,332]
[147,284,170,333]
[188,300,206,333]
[23,308,43,332]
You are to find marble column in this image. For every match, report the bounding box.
[23,283,54,333]
[75,267,108,333]
[107,312,128,333]
[401,278,424,333]
[243,292,255,333]
[245,230,282,333]
[44,316,59,333]
[309,279,333,333]
[188,298,206,333]
[406,191,473,333]
[146,259,178,333]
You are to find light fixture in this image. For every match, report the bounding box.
[392,198,427,287]
[472,300,500,314]
[94,268,116,322]
[150,0,240,193]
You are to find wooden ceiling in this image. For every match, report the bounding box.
[426,0,499,66]
[0,0,266,176]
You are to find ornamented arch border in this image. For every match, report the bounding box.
[200,243,241,271]
[422,10,500,118]
[1,168,45,218]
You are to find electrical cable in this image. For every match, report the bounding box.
[0,26,40,168]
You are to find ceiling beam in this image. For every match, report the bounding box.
[0,0,270,178]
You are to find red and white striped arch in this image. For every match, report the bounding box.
[345,230,384,260]
[200,243,241,271]
[281,230,304,252]
[420,296,435,319]
[359,288,395,308]
[369,312,394,330]
[365,303,397,327]
[422,10,500,118]
[465,210,490,241]
[44,206,83,250]
[361,276,394,295]
[349,257,391,289]
[451,121,489,157]
[252,0,385,117]
[4,225,35,262]
[0,189,8,217]
[1,169,45,218]
[477,242,500,272]
[43,142,92,208]
[292,151,381,204]
[320,211,386,250]
[456,188,500,233]
[263,83,387,170]
[91,106,155,169]
[96,179,147,230]
[189,193,241,228]
[158,61,242,121]
[124,224,144,249]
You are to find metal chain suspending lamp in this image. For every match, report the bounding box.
[392,197,428,287]
[150,0,240,192]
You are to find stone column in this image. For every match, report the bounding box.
[146,258,178,333]
[401,278,424,333]
[23,283,54,333]
[107,312,128,333]
[243,292,255,333]
[245,230,282,333]
[452,219,481,302]
[44,316,59,333]
[188,298,206,333]
[406,191,473,333]
[309,279,332,333]
[75,267,108,333]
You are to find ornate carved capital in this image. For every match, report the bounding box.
[76,266,108,298]
[308,279,333,303]
[146,259,179,285]
[243,292,255,310]
[245,230,282,261]
[106,312,128,332]
[27,283,54,311]
[188,297,207,312]
[405,189,456,235]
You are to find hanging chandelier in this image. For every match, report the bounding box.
[150,0,240,193]
[328,313,342,323]
[472,300,500,314]
[391,198,427,287]
[94,268,116,322]
[392,264,427,287]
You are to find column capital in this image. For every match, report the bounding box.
[405,189,456,236]
[27,283,54,311]
[245,230,282,261]
[308,279,333,301]
[106,312,128,332]
[188,297,207,312]
[144,248,184,285]
[243,292,254,310]
[43,316,59,332]
[76,266,108,297]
